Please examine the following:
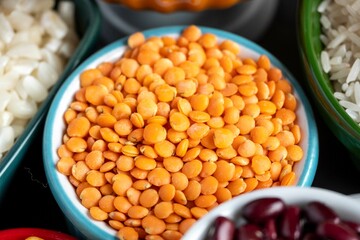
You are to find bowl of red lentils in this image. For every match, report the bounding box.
[43,25,319,239]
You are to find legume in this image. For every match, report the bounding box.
[56,25,304,239]
[209,198,360,240]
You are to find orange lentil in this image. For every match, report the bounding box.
[143,123,167,144]
[148,168,171,187]
[213,128,234,148]
[213,160,235,182]
[227,178,246,196]
[176,146,198,162]
[57,157,75,175]
[181,160,202,179]
[80,187,102,208]
[171,172,189,191]
[187,123,210,140]
[65,137,87,153]
[236,115,255,135]
[159,184,176,202]
[272,89,285,109]
[286,145,304,162]
[80,68,103,87]
[183,180,201,201]
[154,140,176,158]
[67,117,90,138]
[142,215,166,235]
[244,177,259,193]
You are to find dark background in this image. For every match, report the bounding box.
[1,0,360,236]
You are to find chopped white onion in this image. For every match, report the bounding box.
[0,0,78,161]
[0,126,15,153]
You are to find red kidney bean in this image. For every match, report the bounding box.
[236,224,264,240]
[242,198,286,224]
[279,205,302,240]
[317,220,359,240]
[209,198,360,240]
[304,201,340,224]
[211,216,236,240]
[343,221,360,235]
[263,218,278,240]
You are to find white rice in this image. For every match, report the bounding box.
[0,0,78,162]
[319,0,360,126]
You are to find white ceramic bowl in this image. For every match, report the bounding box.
[43,26,319,239]
[183,186,360,239]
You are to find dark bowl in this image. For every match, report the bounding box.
[0,0,101,201]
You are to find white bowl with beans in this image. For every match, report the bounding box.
[183,186,360,240]
[43,25,319,239]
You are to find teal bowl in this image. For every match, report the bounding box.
[43,26,318,239]
[0,0,101,200]
[299,0,360,168]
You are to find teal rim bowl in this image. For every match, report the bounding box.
[299,0,360,164]
[43,26,319,239]
[0,0,101,199]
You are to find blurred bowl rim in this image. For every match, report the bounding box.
[183,186,360,239]
[43,25,319,239]
[298,0,360,138]
[96,0,279,41]
[0,0,102,196]
[0,228,76,240]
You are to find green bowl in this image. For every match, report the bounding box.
[298,0,360,168]
[0,0,101,200]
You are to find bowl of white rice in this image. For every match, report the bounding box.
[299,0,360,167]
[0,0,101,200]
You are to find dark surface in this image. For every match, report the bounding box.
[1,0,360,237]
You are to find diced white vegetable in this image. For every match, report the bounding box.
[0,91,11,111]
[16,0,54,14]
[58,1,75,28]
[0,0,78,161]
[0,13,14,43]
[40,48,64,74]
[6,58,39,75]
[44,37,62,52]
[36,61,59,89]
[0,111,14,127]
[7,10,34,31]
[0,0,20,11]
[59,40,76,58]
[6,42,42,59]
[0,56,9,75]
[41,10,68,39]
[0,71,20,90]
[0,126,15,153]
[21,75,48,102]
[7,97,37,119]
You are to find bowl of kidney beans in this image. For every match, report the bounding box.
[183,187,360,240]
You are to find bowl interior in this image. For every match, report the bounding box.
[0,0,101,200]
[299,0,360,157]
[183,186,360,239]
[43,26,318,239]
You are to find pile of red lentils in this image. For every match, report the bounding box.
[56,25,303,240]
